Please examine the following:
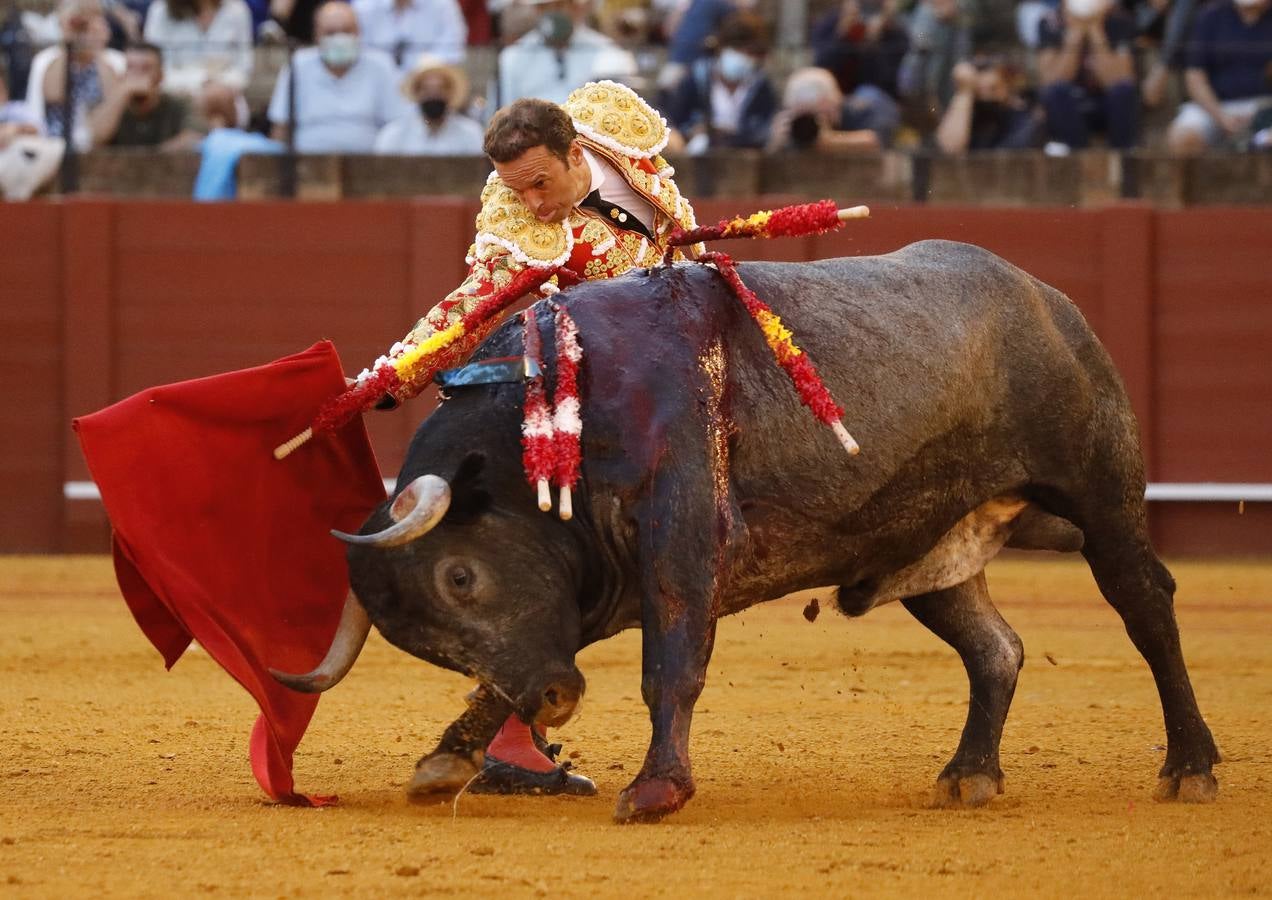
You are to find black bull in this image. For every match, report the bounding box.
[274,240,1220,823]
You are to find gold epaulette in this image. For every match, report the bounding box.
[564,80,669,160]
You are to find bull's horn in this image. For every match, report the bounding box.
[269,592,372,693]
[331,474,451,547]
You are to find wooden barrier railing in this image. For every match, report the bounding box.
[2,199,1268,555]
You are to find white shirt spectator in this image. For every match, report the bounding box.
[143,0,254,94]
[24,45,126,150]
[496,24,636,106]
[374,109,483,154]
[268,45,408,153]
[352,0,467,70]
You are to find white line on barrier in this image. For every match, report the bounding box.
[63,481,1272,502]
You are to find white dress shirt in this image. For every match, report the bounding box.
[374,110,484,154]
[495,25,636,107]
[581,147,657,234]
[352,0,467,70]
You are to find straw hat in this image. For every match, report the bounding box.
[400,54,470,107]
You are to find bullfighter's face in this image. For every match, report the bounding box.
[346,455,586,728]
[493,141,590,225]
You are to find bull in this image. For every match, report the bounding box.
[273,240,1220,823]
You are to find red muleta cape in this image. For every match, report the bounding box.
[73,341,386,805]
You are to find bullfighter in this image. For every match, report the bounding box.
[375,79,703,798]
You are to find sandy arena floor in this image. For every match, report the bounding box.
[1,554,1270,898]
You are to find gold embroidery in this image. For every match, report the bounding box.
[578,217,611,248]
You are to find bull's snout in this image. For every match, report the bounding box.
[533,669,585,728]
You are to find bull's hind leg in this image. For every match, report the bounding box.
[1077,516,1220,802]
[903,571,1022,808]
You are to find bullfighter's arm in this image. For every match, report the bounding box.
[404,241,526,349]
[381,241,545,403]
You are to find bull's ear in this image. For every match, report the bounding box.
[447,452,491,523]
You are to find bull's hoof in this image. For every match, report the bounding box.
[1153,772,1218,804]
[406,752,482,800]
[930,772,1004,809]
[613,774,695,824]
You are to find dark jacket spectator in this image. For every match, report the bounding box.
[811,0,910,99]
[1036,0,1140,149]
[664,10,778,150]
[936,57,1042,152]
[1167,0,1272,152]
[665,0,737,65]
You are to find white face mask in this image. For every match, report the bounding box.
[1233,0,1263,9]
[1064,0,1103,17]
[319,32,360,68]
[717,47,757,82]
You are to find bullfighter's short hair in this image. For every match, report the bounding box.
[483,98,577,164]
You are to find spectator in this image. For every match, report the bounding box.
[1142,0,1203,107]
[352,0,467,72]
[1036,0,1140,150]
[1166,0,1272,153]
[495,0,636,106]
[664,10,777,150]
[898,0,972,112]
[0,66,42,140]
[268,0,406,152]
[374,52,483,152]
[1,78,63,200]
[142,0,254,102]
[95,42,203,148]
[766,65,886,152]
[811,0,910,101]
[1250,100,1272,147]
[936,57,1042,152]
[269,0,324,43]
[26,0,126,150]
[660,0,738,91]
[1,4,37,101]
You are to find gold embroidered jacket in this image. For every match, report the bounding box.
[400,80,701,359]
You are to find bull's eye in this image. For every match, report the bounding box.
[434,557,482,604]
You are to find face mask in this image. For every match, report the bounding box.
[420,98,448,121]
[718,48,757,83]
[1234,0,1263,8]
[319,33,360,68]
[1064,0,1103,17]
[539,11,574,47]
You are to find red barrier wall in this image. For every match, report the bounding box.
[4,199,1269,555]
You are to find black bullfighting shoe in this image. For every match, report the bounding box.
[467,756,597,796]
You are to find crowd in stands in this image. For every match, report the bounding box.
[2,0,1272,197]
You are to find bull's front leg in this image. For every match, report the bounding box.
[614,585,719,823]
[614,467,733,823]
